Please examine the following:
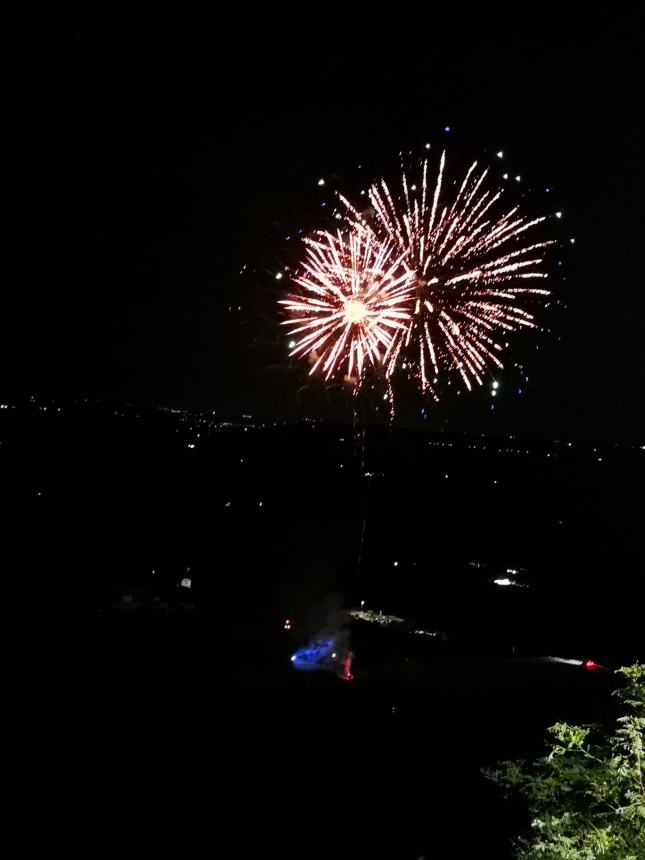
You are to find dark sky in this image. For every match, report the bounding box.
[10,13,644,440]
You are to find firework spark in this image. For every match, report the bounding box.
[339,153,555,398]
[279,225,415,384]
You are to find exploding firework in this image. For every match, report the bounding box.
[279,224,415,384]
[339,152,556,398]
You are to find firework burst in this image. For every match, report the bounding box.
[279,224,415,384]
[339,152,556,398]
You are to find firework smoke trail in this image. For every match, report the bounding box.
[279,224,415,385]
[339,153,555,398]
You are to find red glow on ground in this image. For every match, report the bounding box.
[340,651,354,681]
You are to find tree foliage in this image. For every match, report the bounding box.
[485,664,645,858]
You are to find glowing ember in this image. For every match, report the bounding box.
[345,299,368,324]
[339,650,354,681]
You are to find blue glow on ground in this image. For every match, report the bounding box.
[290,638,336,671]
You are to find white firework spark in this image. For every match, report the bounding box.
[279,225,415,383]
[339,152,555,398]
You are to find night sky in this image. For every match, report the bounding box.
[11,13,644,440]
